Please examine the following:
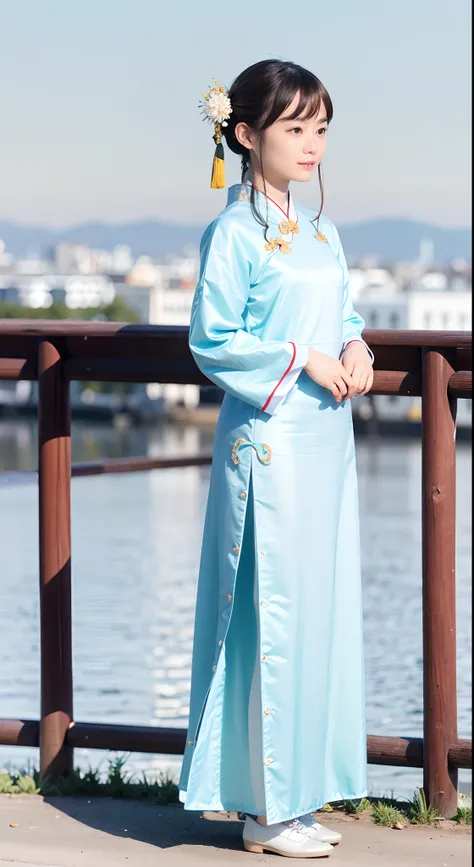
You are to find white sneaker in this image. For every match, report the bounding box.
[297,813,342,845]
[242,813,333,857]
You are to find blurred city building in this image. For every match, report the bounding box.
[0,236,471,428]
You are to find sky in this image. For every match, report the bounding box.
[0,0,471,229]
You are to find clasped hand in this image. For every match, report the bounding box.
[304,343,374,403]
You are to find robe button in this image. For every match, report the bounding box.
[239,491,247,499]
[262,655,267,661]
[264,758,273,766]
[233,545,240,553]
[228,594,232,600]
[212,664,217,671]
[260,599,267,607]
[264,707,271,715]
[259,551,266,557]
[218,639,223,646]
[188,740,194,746]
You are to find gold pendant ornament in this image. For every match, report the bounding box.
[264,219,299,255]
[264,237,292,254]
[278,219,300,236]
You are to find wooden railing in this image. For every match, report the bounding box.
[0,321,472,817]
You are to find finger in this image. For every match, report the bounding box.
[330,378,346,401]
[352,366,366,394]
[350,363,371,393]
[348,377,359,397]
[360,372,373,395]
[339,367,355,388]
[335,376,348,398]
[341,358,356,377]
[344,367,360,396]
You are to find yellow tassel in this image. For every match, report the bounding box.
[211,155,225,189]
[210,123,225,189]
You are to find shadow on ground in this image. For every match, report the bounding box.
[44,796,244,849]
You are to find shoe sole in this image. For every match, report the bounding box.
[243,839,331,857]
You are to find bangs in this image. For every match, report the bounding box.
[283,88,325,121]
[261,70,333,128]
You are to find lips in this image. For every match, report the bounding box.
[298,162,315,167]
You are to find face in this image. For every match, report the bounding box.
[236,91,329,184]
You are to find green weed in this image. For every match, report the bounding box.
[454,806,472,824]
[2,754,178,804]
[408,788,439,825]
[0,771,40,794]
[371,800,407,828]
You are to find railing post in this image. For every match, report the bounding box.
[421,347,458,816]
[38,340,73,781]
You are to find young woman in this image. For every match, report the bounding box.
[178,59,375,858]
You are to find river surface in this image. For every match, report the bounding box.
[0,418,471,799]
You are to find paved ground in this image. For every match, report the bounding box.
[0,794,471,867]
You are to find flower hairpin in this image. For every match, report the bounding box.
[199,79,232,189]
[199,78,232,127]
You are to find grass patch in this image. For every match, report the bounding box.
[319,797,371,814]
[408,787,439,825]
[0,771,40,794]
[317,788,462,828]
[371,801,407,828]
[455,806,472,824]
[1,754,179,805]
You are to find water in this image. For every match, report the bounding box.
[0,418,471,800]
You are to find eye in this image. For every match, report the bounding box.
[318,127,328,136]
[289,126,303,134]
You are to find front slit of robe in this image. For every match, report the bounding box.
[185,450,256,776]
[248,552,266,814]
[184,454,272,815]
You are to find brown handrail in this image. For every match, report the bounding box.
[0,321,471,817]
[0,320,471,344]
[1,718,472,770]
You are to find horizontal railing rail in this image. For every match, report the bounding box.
[0,321,472,817]
[1,718,471,770]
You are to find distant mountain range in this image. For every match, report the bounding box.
[0,216,471,264]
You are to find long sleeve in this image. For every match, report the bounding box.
[189,217,309,416]
[330,224,374,364]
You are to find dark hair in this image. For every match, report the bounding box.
[222,59,333,237]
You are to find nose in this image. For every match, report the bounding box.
[303,133,323,155]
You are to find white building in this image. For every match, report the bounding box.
[54,243,134,276]
[115,256,200,410]
[355,285,472,427]
[0,273,116,309]
[356,284,471,332]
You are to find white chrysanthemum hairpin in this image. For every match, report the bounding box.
[199,78,232,126]
[199,78,232,189]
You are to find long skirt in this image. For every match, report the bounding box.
[179,381,368,824]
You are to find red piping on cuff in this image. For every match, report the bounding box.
[261,341,297,412]
[343,339,364,351]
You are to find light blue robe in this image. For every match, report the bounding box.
[178,180,373,824]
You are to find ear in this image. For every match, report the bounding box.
[234,121,255,153]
